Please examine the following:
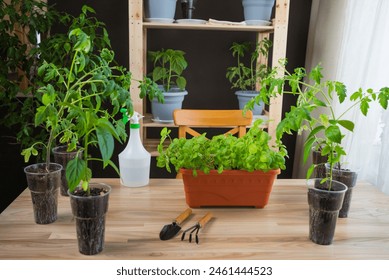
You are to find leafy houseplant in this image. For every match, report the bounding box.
[22,24,159,254]
[0,3,114,162]
[20,26,129,242]
[43,6,114,196]
[0,0,60,151]
[1,0,63,224]
[226,39,272,115]
[146,48,188,122]
[16,4,120,225]
[271,63,389,183]
[157,120,287,208]
[20,5,127,196]
[248,61,389,244]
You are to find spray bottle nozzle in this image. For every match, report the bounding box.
[120,108,144,127]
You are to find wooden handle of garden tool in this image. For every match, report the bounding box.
[198,212,213,228]
[174,208,192,225]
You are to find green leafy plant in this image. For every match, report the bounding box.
[156,120,287,176]
[248,61,389,185]
[147,48,188,92]
[0,4,120,160]
[226,39,272,91]
[36,5,111,70]
[0,0,60,149]
[21,26,159,195]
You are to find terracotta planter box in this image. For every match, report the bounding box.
[181,168,280,208]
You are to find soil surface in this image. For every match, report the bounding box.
[72,188,108,197]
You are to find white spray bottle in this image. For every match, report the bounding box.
[118,109,151,187]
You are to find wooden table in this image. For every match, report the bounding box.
[1,179,389,260]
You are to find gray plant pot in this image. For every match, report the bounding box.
[151,88,188,122]
[24,163,62,224]
[235,90,264,115]
[145,0,177,20]
[242,0,275,21]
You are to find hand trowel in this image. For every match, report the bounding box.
[159,208,192,240]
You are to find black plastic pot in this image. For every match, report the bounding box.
[308,179,347,245]
[326,165,358,218]
[52,146,82,196]
[24,163,62,224]
[69,183,111,255]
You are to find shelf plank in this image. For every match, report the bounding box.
[143,22,274,32]
[142,114,176,128]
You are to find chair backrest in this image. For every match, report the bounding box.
[173,109,253,138]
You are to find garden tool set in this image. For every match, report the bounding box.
[159,209,212,244]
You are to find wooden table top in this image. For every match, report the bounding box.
[1,178,388,260]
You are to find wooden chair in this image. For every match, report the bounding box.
[174,109,253,138]
[173,109,253,178]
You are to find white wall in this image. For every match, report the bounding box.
[293,0,348,178]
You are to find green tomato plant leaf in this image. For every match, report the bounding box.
[96,126,114,168]
[306,164,316,179]
[303,136,316,163]
[338,120,354,132]
[325,125,342,144]
[66,157,86,192]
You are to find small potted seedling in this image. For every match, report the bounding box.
[146,48,188,122]
[23,25,159,254]
[248,60,389,244]
[226,39,272,115]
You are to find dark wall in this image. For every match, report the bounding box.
[0,0,312,212]
[0,118,27,213]
[283,0,313,178]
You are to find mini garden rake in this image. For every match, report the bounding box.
[181,212,212,244]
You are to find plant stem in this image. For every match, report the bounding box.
[83,131,90,196]
[70,91,103,104]
[250,54,255,91]
[328,142,334,190]
[167,57,172,91]
[45,50,80,170]
[237,54,243,89]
